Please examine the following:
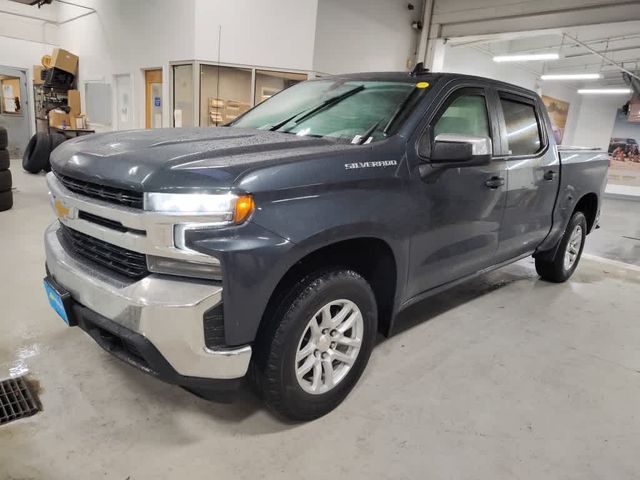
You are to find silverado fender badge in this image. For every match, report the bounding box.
[344,160,398,170]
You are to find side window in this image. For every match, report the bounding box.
[433,95,490,138]
[500,98,542,155]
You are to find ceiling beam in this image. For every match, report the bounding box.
[563,33,640,81]
[564,45,640,59]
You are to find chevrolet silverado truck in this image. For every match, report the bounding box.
[44,71,608,421]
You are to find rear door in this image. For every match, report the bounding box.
[494,91,559,262]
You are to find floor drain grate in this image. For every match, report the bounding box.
[0,376,41,426]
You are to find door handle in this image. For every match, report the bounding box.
[484,176,505,189]
[543,170,556,181]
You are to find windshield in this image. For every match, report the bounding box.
[230,79,423,143]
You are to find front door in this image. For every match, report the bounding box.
[145,69,163,129]
[114,73,133,131]
[406,86,507,299]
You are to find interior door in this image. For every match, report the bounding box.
[494,92,559,262]
[145,69,163,129]
[406,87,507,299]
[114,73,133,131]
[0,66,30,157]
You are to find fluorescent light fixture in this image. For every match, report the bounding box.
[493,53,559,62]
[541,73,601,80]
[577,88,632,95]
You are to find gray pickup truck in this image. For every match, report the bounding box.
[43,71,608,421]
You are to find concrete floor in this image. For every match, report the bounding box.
[1,161,640,479]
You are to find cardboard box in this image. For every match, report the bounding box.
[50,48,78,75]
[33,65,44,85]
[67,89,81,116]
[49,109,71,129]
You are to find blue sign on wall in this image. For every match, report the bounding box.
[154,97,161,107]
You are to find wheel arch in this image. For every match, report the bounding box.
[573,192,598,233]
[260,236,400,339]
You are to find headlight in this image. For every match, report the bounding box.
[144,192,255,225]
[142,192,255,280]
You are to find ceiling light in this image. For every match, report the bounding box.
[493,53,559,62]
[577,88,632,95]
[541,73,601,80]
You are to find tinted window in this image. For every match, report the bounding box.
[500,98,542,155]
[434,95,489,138]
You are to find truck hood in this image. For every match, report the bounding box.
[50,127,348,193]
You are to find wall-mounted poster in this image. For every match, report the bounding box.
[542,95,570,144]
[608,108,640,187]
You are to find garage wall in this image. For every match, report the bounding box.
[313,0,420,74]
[0,0,58,46]
[56,0,197,130]
[193,0,318,71]
[569,95,621,150]
[0,37,53,72]
[440,43,585,146]
[55,0,318,130]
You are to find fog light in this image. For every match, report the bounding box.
[147,255,222,280]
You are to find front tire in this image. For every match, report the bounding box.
[535,211,587,282]
[250,269,377,421]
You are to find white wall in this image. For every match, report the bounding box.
[439,43,538,89]
[54,0,317,129]
[57,0,197,130]
[194,0,318,70]
[313,0,420,74]
[569,95,621,150]
[440,44,588,146]
[0,36,53,71]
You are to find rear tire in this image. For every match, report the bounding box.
[535,212,587,282]
[250,269,377,421]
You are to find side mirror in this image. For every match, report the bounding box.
[430,133,492,165]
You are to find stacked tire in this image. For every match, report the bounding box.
[0,127,12,212]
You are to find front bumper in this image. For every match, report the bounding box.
[44,221,252,381]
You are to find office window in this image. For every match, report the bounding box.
[254,70,307,105]
[200,65,252,126]
[173,64,194,127]
[0,76,21,114]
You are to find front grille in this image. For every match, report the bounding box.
[78,210,146,235]
[55,172,143,209]
[203,304,225,348]
[59,223,149,279]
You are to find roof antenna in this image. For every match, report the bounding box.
[410,62,429,76]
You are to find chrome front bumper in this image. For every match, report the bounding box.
[44,222,251,380]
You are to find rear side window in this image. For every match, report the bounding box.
[500,98,542,155]
[434,95,489,138]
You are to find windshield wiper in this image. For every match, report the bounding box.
[269,85,366,132]
[354,120,382,145]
